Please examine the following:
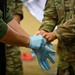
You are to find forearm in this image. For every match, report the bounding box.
[0,25,30,47]
[7,19,30,37]
[13,14,21,24]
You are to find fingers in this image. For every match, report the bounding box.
[50,52,56,58]
[48,55,55,63]
[37,31,56,42]
[42,33,53,42]
[39,59,50,70]
[38,59,46,70]
[45,46,56,53]
[37,31,52,42]
[36,30,51,43]
[44,60,50,70]
[48,48,56,53]
[37,53,50,70]
[42,60,50,70]
[37,54,46,70]
[36,30,47,35]
[44,46,56,59]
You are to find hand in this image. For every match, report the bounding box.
[42,32,56,42]
[31,43,56,70]
[37,30,56,42]
[29,34,46,50]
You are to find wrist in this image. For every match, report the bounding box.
[25,37,30,47]
[52,32,57,39]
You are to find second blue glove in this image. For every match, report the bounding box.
[31,43,56,71]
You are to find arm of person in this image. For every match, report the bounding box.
[5,10,29,37]
[42,19,75,44]
[0,13,29,47]
[39,0,58,32]
[0,20,46,50]
[36,0,57,42]
[0,17,46,51]
[37,0,75,45]
[0,25,30,47]
[0,13,46,50]
[6,1,29,37]
[36,0,58,39]
[0,11,29,47]
[7,19,29,37]
[0,25,46,51]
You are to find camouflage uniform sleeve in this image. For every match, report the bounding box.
[39,0,58,32]
[7,0,23,20]
[6,10,13,23]
[0,10,8,39]
[54,19,75,45]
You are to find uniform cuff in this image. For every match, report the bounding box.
[0,19,8,39]
[6,12,13,23]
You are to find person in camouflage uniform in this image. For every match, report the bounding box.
[6,0,24,75]
[0,1,48,75]
[37,0,75,75]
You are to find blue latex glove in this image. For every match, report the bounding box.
[31,49,36,57]
[29,34,46,50]
[36,45,56,70]
[31,43,56,70]
[31,43,53,57]
[46,44,56,58]
[47,43,53,47]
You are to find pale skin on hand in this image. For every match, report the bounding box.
[42,32,56,42]
[36,30,56,43]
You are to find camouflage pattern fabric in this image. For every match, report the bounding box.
[6,0,23,75]
[57,62,75,75]
[6,46,23,75]
[39,0,75,74]
[7,0,23,20]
